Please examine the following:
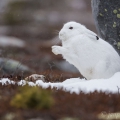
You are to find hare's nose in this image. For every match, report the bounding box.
[59,31,65,36]
[59,31,65,40]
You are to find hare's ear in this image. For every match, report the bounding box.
[86,29,99,40]
[96,36,99,40]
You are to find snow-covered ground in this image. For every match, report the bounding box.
[0,72,120,94]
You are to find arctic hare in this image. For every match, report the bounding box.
[52,21,120,79]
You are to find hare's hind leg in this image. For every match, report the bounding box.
[93,60,108,79]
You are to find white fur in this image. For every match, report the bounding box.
[52,21,120,80]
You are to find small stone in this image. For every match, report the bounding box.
[3,113,16,120]
[25,74,45,82]
[0,58,32,75]
[98,112,120,120]
[0,36,25,48]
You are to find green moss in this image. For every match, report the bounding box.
[113,9,118,14]
[4,1,29,25]
[10,85,54,109]
[117,14,120,18]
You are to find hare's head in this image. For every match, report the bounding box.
[59,21,86,41]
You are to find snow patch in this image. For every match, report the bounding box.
[0,78,15,85]
[0,72,120,94]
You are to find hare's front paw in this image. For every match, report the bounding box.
[52,46,63,55]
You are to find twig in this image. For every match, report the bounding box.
[117,86,120,94]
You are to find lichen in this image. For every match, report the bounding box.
[113,9,118,14]
[99,13,104,16]
[113,24,116,28]
[105,9,107,12]
[117,42,120,49]
[113,22,117,27]
[117,14,120,18]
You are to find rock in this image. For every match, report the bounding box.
[2,113,16,120]
[0,58,33,75]
[54,61,79,73]
[91,0,120,54]
[98,112,120,120]
[0,26,10,35]
[25,74,45,82]
[0,36,25,47]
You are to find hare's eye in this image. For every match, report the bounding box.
[69,27,73,29]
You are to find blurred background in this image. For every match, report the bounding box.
[0,0,97,79]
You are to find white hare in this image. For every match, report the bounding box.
[52,21,120,80]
